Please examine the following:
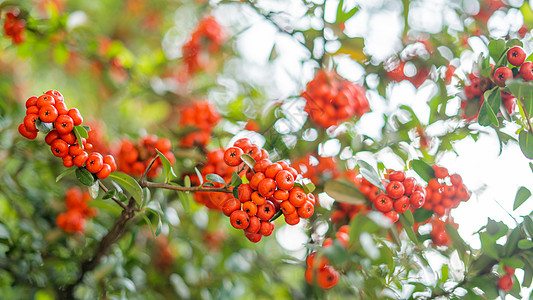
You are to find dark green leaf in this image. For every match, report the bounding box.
[229,171,242,187]
[203,182,215,187]
[324,179,366,205]
[480,232,499,259]
[399,213,417,243]
[73,125,88,149]
[103,189,117,200]
[514,187,531,210]
[488,39,506,62]
[109,172,143,205]
[56,168,76,182]
[156,149,176,184]
[357,160,385,191]
[519,130,533,159]
[478,88,501,126]
[402,209,414,226]
[507,80,533,117]
[446,223,469,260]
[205,174,226,185]
[410,159,435,182]
[505,227,523,256]
[269,210,283,222]
[501,257,524,269]
[240,153,256,170]
[413,208,433,223]
[76,167,95,186]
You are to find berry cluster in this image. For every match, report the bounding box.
[179,101,221,148]
[429,218,457,247]
[181,16,225,76]
[355,170,427,223]
[292,154,340,186]
[56,187,97,233]
[423,166,470,216]
[302,70,370,128]
[19,90,117,179]
[117,135,175,178]
[3,10,25,44]
[221,138,315,242]
[497,266,515,292]
[330,170,369,224]
[305,225,350,289]
[192,149,236,210]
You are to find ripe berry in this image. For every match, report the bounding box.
[25,96,37,108]
[442,185,455,197]
[393,196,410,214]
[73,151,89,167]
[298,201,314,218]
[55,115,74,135]
[386,181,405,199]
[275,170,295,191]
[280,200,296,214]
[60,133,76,145]
[507,46,526,66]
[493,67,513,87]
[273,189,289,201]
[258,178,276,197]
[54,101,68,115]
[307,193,316,205]
[253,159,272,173]
[251,191,266,205]
[497,274,513,291]
[46,90,64,102]
[222,197,241,216]
[103,155,117,172]
[233,138,252,150]
[18,123,37,139]
[23,114,39,132]
[36,94,55,108]
[259,221,274,236]
[285,216,300,225]
[86,152,104,173]
[45,130,60,145]
[67,108,83,126]
[389,171,405,181]
[243,145,262,161]
[433,166,448,179]
[316,266,339,289]
[503,265,515,275]
[403,177,416,195]
[520,61,533,81]
[245,232,262,243]
[289,187,307,207]
[238,183,253,202]
[39,105,58,123]
[384,210,399,223]
[257,201,275,221]
[69,144,83,156]
[450,174,462,185]
[410,191,425,208]
[63,155,73,168]
[265,163,283,178]
[96,163,112,179]
[224,147,244,166]
[230,210,250,229]
[26,105,39,115]
[374,194,393,213]
[242,201,258,216]
[244,216,260,233]
[51,139,69,158]
[249,172,265,190]
[155,138,172,152]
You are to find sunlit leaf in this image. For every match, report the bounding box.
[109,172,143,205]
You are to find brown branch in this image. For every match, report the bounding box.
[98,181,127,210]
[139,180,233,193]
[57,197,137,299]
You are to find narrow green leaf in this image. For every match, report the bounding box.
[269,210,283,222]
[184,175,191,188]
[410,159,435,182]
[76,167,95,186]
[89,180,99,199]
[399,213,417,243]
[357,160,385,191]
[56,168,76,182]
[501,257,525,269]
[229,171,242,187]
[324,179,366,205]
[514,187,531,210]
[519,130,533,159]
[103,189,117,200]
[446,223,469,260]
[507,80,533,117]
[142,214,156,239]
[156,149,176,184]
[529,162,533,173]
[73,125,88,149]
[155,215,162,236]
[518,239,533,250]
[203,182,215,187]
[194,167,203,185]
[109,172,143,205]
[205,174,226,185]
[240,153,256,170]
[478,88,501,126]
[402,209,415,226]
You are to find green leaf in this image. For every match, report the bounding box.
[302,178,316,194]
[488,39,506,62]
[480,232,499,259]
[56,168,76,182]
[478,88,501,126]
[410,159,435,182]
[514,187,531,210]
[156,149,176,184]
[240,153,256,170]
[35,119,53,134]
[73,125,88,149]
[402,209,415,225]
[357,160,385,191]
[102,189,117,200]
[530,162,533,173]
[501,257,525,269]
[519,130,533,159]
[89,180,99,199]
[324,179,366,205]
[184,175,191,188]
[76,167,95,186]
[505,227,523,257]
[142,214,156,239]
[194,168,203,185]
[413,208,433,223]
[205,174,226,185]
[518,239,533,250]
[0,223,10,240]
[203,182,215,187]
[229,171,242,187]
[399,213,417,243]
[109,172,143,205]
[446,223,469,260]
[507,80,533,117]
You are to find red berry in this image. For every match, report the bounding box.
[23,114,39,132]
[39,105,58,123]
[103,155,117,172]
[297,201,314,219]
[253,159,272,173]
[67,108,83,126]
[503,265,515,275]
[403,177,416,195]
[410,191,425,208]
[233,138,251,150]
[25,96,37,108]
[230,210,249,229]
[507,46,526,66]
[60,132,76,145]
[259,221,274,236]
[51,139,69,158]
[386,181,405,199]
[316,266,339,289]
[389,171,405,181]
[257,201,275,221]
[224,147,244,167]
[46,90,64,102]
[86,152,104,173]
[249,172,265,190]
[36,94,55,108]
[289,187,307,207]
[520,61,533,81]
[222,197,241,216]
[96,163,112,179]
[280,200,296,215]
[497,274,513,291]
[258,178,276,197]
[243,145,261,161]
[73,151,89,167]
[238,183,253,202]
[251,191,266,205]
[374,194,393,213]
[18,123,37,139]
[242,201,258,216]
[244,216,261,233]
[450,174,462,186]
[384,210,399,223]
[493,67,513,87]
[54,115,74,135]
[273,189,289,201]
[264,163,283,179]
[45,130,60,145]
[275,170,295,191]
[393,196,410,214]
[54,101,68,115]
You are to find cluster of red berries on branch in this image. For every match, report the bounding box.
[428,218,457,247]
[330,170,369,224]
[354,170,427,223]
[3,10,26,44]
[56,186,97,233]
[18,90,117,180]
[221,138,316,242]
[423,166,470,216]
[291,154,340,186]
[117,135,175,178]
[181,16,225,78]
[192,149,237,210]
[497,265,515,292]
[302,70,370,128]
[305,225,349,289]
[179,101,221,148]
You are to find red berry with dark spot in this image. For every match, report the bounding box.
[230,210,249,229]
[507,46,526,67]
[224,147,244,166]
[393,196,410,214]
[374,194,393,213]
[520,61,533,81]
[493,67,513,87]
[386,181,405,199]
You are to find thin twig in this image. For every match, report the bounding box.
[139,180,233,193]
[98,181,127,210]
[140,155,159,182]
[520,97,533,132]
